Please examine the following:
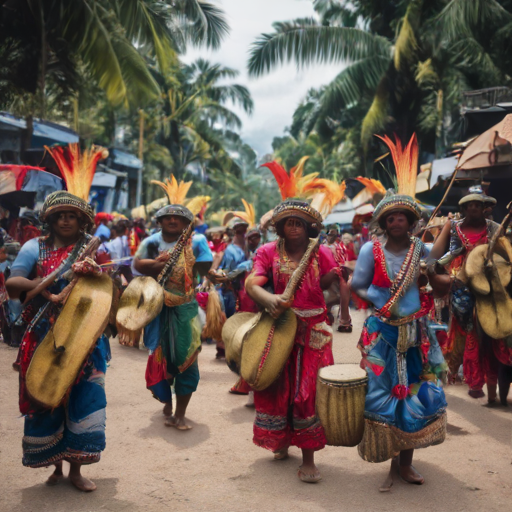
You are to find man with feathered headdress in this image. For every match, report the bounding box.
[351,134,447,490]
[6,143,111,492]
[133,176,213,430]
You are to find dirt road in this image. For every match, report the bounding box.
[1,310,511,512]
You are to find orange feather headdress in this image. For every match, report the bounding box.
[41,143,108,224]
[302,179,346,217]
[261,156,318,200]
[375,133,418,198]
[373,133,421,223]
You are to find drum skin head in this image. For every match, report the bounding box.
[318,363,367,384]
[116,276,164,331]
[26,274,113,409]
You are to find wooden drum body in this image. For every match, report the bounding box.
[316,364,368,447]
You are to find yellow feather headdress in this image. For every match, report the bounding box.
[222,198,256,228]
[151,174,210,217]
[151,175,192,205]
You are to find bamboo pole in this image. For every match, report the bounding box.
[426,168,458,226]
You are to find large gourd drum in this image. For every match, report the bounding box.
[316,364,368,447]
[222,312,258,374]
[240,309,297,391]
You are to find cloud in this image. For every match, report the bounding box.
[183,0,343,156]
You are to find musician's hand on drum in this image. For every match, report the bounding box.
[266,295,293,319]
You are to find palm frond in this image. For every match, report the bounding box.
[248,20,390,76]
[179,0,229,50]
[393,3,419,71]
[318,54,391,115]
[437,0,511,39]
[117,0,179,71]
[361,79,389,148]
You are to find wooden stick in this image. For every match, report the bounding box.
[426,169,459,226]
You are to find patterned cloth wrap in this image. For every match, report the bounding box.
[247,240,337,452]
[354,238,447,440]
[15,237,110,468]
[142,242,201,400]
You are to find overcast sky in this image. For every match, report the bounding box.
[183,0,342,157]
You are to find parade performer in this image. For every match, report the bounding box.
[94,212,112,241]
[428,193,501,399]
[6,144,110,492]
[323,226,352,332]
[245,199,338,483]
[351,134,447,490]
[228,226,261,397]
[134,204,201,430]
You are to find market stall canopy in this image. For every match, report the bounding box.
[457,114,512,170]
[324,198,355,227]
[416,156,458,193]
[0,165,63,209]
[0,112,79,146]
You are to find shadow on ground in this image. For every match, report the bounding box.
[447,394,511,445]
[138,411,210,450]
[237,456,491,510]
[11,478,136,512]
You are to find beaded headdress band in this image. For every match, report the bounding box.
[271,200,323,233]
[155,204,194,223]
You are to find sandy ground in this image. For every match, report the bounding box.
[1,309,511,512]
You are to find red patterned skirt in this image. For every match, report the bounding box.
[253,315,334,452]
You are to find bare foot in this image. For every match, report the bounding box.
[46,462,64,486]
[69,473,97,492]
[273,448,289,460]
[165,415,192,430]
[399,464,424,485]
[379,456,399,492]
[163,402,173,418]
[298,464,321,483]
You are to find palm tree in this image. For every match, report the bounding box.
[0,0,229,112]
[157,59,254,179]
[247,0,481,157]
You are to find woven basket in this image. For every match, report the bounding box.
[358,412,447,463]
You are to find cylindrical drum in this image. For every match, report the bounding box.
[316,364,368,447]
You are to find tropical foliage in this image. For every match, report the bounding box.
[250,0,512,180]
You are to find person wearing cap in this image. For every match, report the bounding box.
[429,192,501,401]
[6,190,110,492]
[351,192,447,489]
[245,200,338,483]
[134,204,201,430]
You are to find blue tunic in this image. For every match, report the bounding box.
[352,240,447,434]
